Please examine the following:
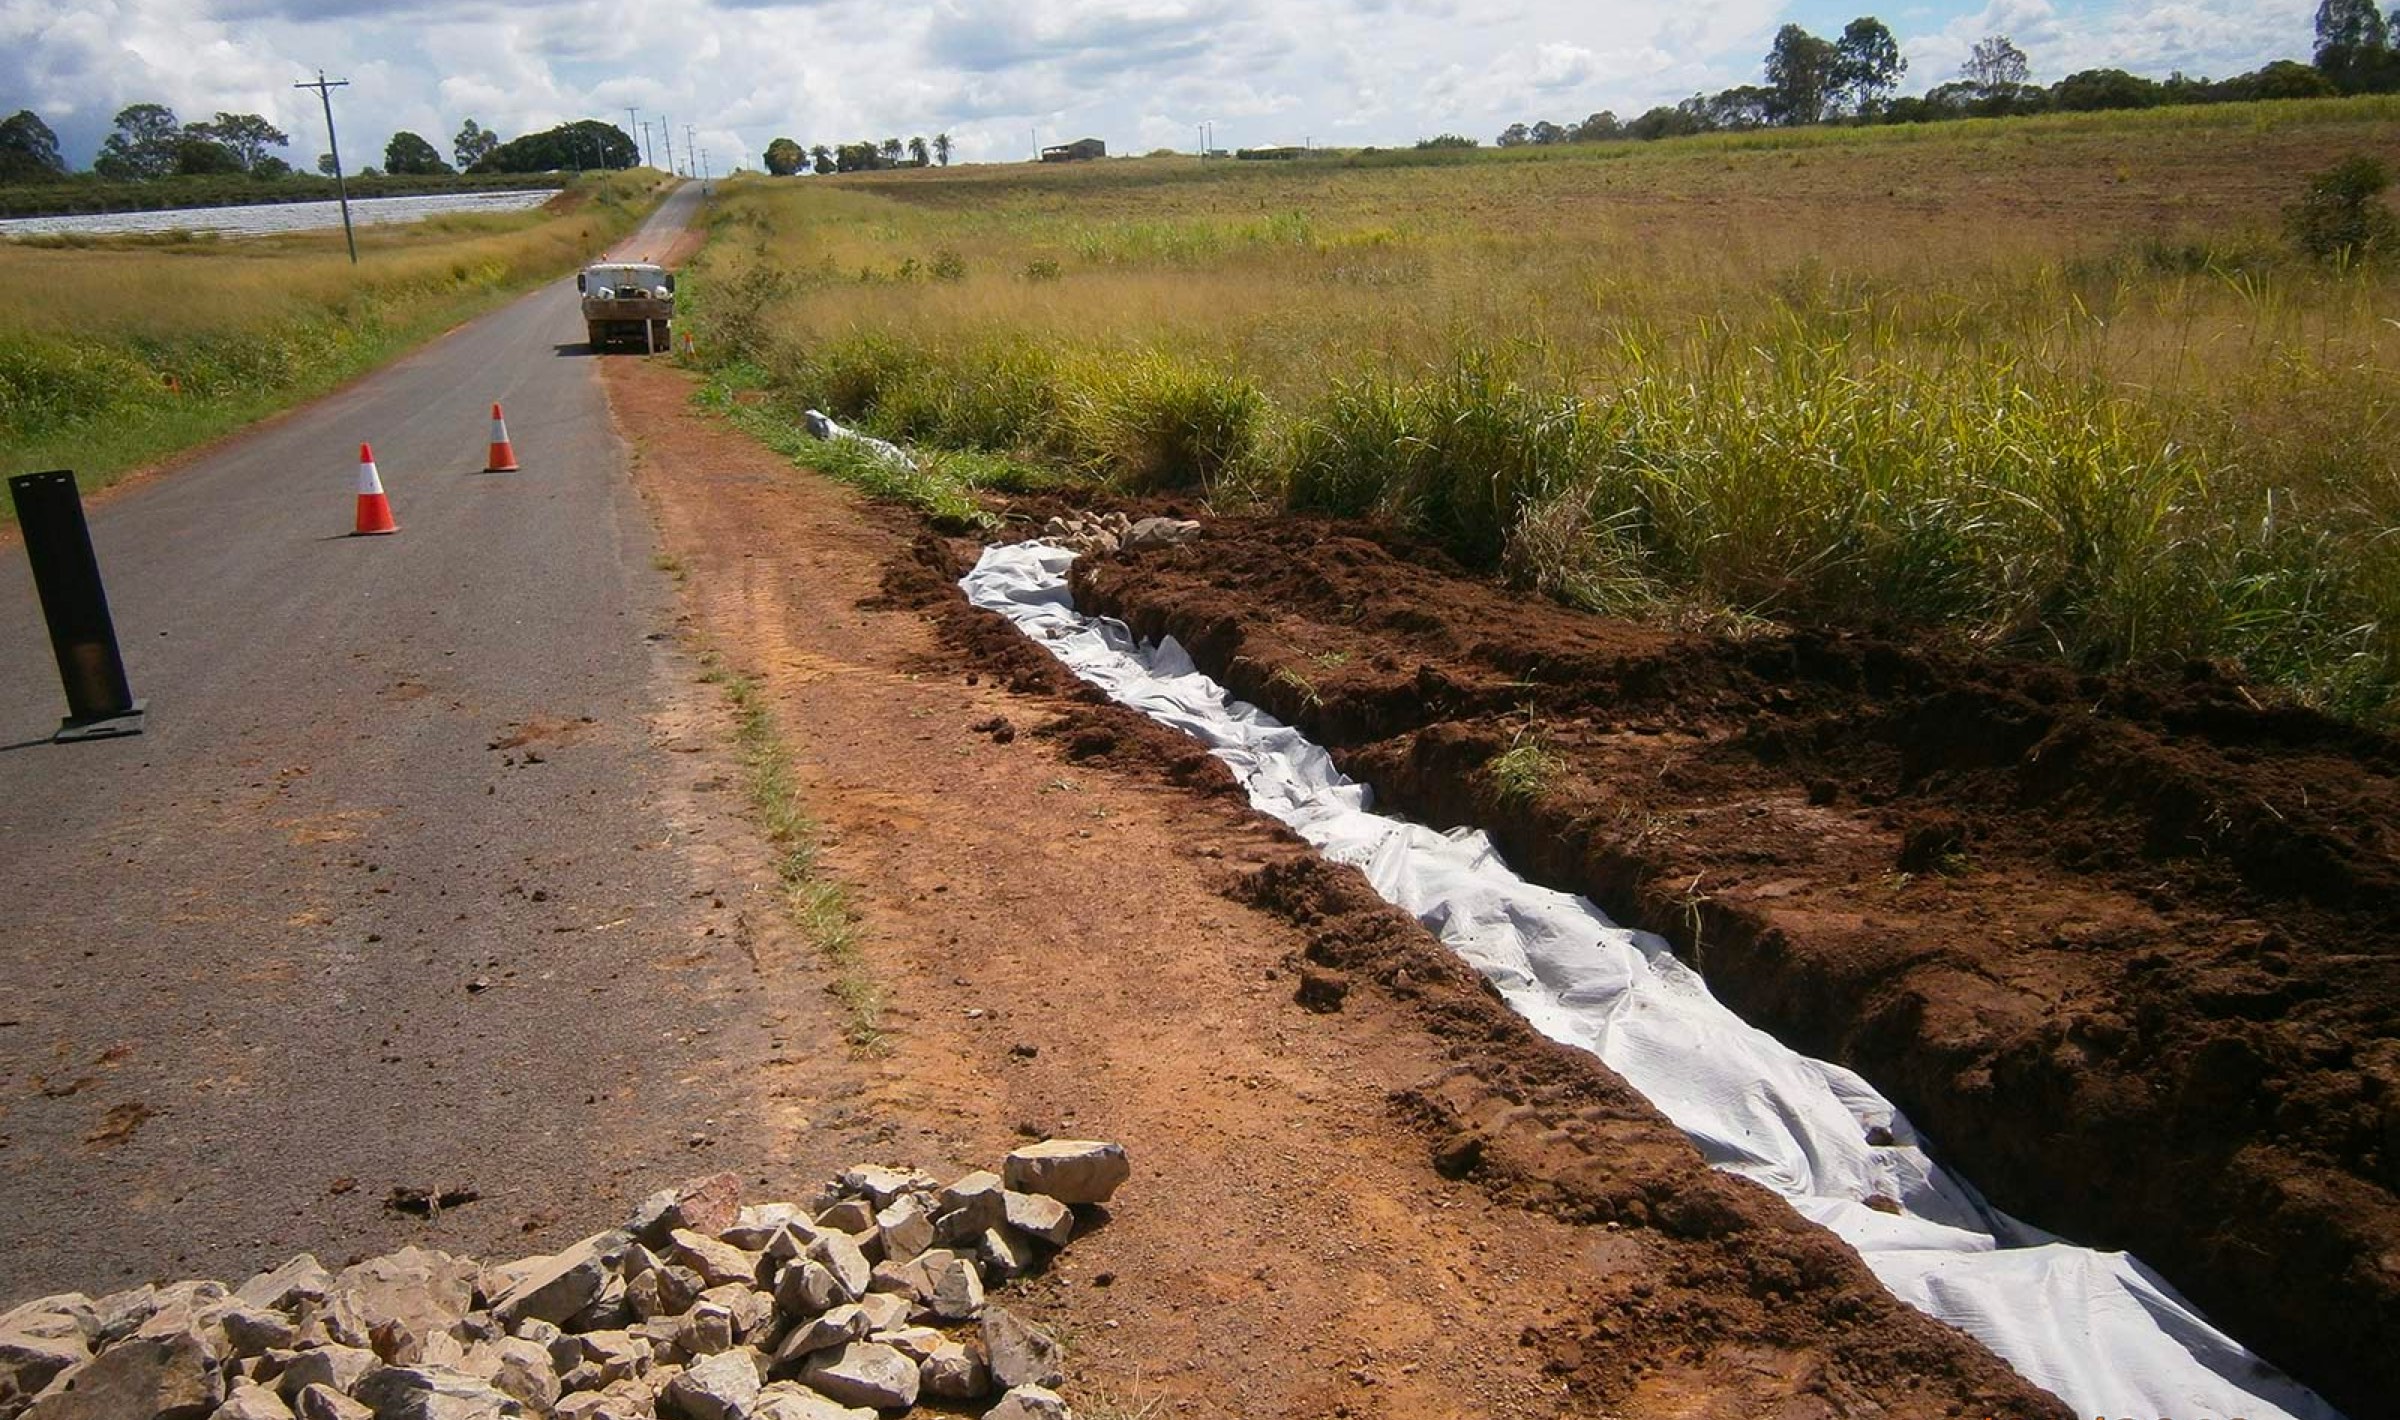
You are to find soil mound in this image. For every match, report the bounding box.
[1073,515,2400,1418]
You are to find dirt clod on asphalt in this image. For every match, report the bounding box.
[1073,516,2400,1418]
[605,359,2069,1419]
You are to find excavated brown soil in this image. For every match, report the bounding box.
[607,358,2072,1419]
[1071,515,2400,1420]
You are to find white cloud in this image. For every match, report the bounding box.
[1903,0,2315,87]
[1533,41,1599,89]
[0,0,2329,175]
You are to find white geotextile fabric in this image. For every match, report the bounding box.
[962,540,2345,1420]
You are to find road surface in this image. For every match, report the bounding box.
[0,180,806,1293]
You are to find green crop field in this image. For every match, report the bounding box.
[685,99,2400,725]
[0,169,669,507]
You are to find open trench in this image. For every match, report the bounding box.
[933,515,2399,1420]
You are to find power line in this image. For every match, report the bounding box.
[294,70,357,265]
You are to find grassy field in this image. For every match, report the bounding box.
[681,99,2400,725]
[0,169,670,509]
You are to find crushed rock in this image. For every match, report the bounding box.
[0,1147,1119,1420]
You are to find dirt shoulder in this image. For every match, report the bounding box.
[600,357,2069,1420]
[1071,516,2400,1418]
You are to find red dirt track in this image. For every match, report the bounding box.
[607,358,2075,1419]
[1072,515,2400,1419]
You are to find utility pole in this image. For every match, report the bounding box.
[295,70,357,264]
[639,120,654,169]
[659,114,672,175]
[684,126,695,178]
[625,106,641,169]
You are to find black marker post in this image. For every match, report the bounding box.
[9,470,145,741]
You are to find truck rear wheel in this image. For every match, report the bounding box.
[587,322,605,351]
[651,320,671,351]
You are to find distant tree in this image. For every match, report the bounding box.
[2050,68,2163,111]
[836,141,880,172]
[173,136,244,175]
[2317,0,2391,52]
[383,130,452,175]
[810,143,835,172]
[1529,120,1570,145]
[1921,79,1986,115]
[253,155,293,179]
[878,137,904,165]
[94,103,182,180]
[0,110,65,181]
[2315,0,2398,90]
[2286,153,2395,259]
[1833,17,1906,112]
[317,152,338,175]
[934,132,953,165]
[1706,85,1778,129]
[1572,111,1621,141]
[453,118,500,171]
[1963,35,2032,93]
[1625,104,1708,140]
[1495,122,1531,146]
[188,112,287,172]
[1415,133,1479,148]
[1765,24,1840,124]
[764,137,805,175]
[2248,58,2343,98]
[474,121,637,173]
[907,135,930,166]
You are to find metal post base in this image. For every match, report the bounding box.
[54,699,146,743]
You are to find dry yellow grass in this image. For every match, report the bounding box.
[687,99,2400,721]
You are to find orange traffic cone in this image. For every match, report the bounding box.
[485,402,519,473]
[353,443,398,536]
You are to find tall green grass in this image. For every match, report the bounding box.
[677,106,2400,726]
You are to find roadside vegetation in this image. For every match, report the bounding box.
[0,170,668,505]
[682,98,2400,727]
[706,655,883,1050]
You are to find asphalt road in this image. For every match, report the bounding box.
[0,181,799,1293]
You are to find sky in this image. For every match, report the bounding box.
[0,0,2321,175]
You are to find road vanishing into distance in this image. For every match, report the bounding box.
[0,180,795,1292]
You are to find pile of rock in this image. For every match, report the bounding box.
[0,1140,1131,1420]
[1035,513,1200,557]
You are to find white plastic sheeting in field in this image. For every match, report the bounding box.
[962,539,2344,1420]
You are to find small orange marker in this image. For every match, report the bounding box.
[353,443,398,535]
[485,402,519,472]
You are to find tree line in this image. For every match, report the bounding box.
[0,104,642,186]
[1480,1,2400,147]
[0,105,294,182]
[763,133,953,174]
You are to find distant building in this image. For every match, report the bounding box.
[1040,138,1106,163]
